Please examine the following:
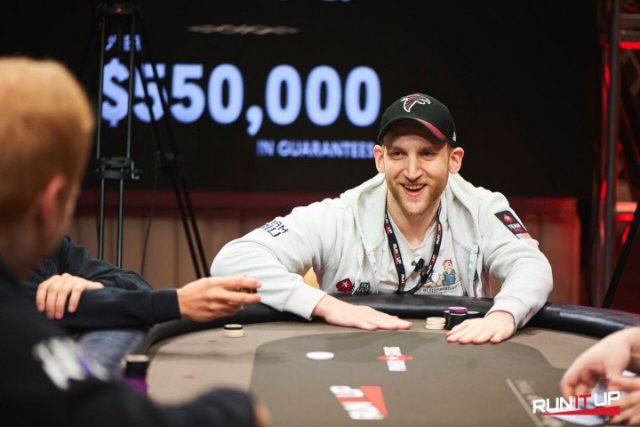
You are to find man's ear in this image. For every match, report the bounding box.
[448,147,465,174]
[35,175,69,243]
[373,144,385,173]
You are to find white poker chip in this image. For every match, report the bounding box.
[306,351,334,360]
[425,323,445,330]
[223,324,245,338]
[425,317,446,330]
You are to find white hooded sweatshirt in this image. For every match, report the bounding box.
[212,173,552,328]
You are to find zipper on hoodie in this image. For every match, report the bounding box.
[467,246,479,297]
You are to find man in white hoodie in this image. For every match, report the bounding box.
[212,93,552,344]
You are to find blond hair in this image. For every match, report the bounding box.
[0,58,94,227]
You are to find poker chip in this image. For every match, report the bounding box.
[447,306,468,315]
[467,310,481,319]
[425,323,445,330]
[425,317,446,330]
[306,351,335,360]
[223,324,245,338]
[448,313,468,330]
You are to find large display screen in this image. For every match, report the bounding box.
[2,0,598,197]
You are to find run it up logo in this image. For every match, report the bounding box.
[532,391,621,417]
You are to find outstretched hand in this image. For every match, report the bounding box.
[561,328,639,398]
[177,276,261,322]
[312,295,412,331]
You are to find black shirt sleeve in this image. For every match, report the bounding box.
[22,236,181,332]
[18,285,181,332]
[26,235,151,291]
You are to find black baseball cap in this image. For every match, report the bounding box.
[377,93,457,146]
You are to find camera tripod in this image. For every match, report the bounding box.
[93,1,209,278]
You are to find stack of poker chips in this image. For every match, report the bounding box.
[123,354,150,395]
[223,324,245,338]
[443,307,482,330]
[425,316,446,330]
[445,306,467,330]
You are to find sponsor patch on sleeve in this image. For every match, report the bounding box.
[494,210,531,239]
[261,220,288,237]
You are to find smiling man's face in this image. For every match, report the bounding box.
[374,120,463,222]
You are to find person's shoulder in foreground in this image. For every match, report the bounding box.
[212,92,552,344]
[0,56,267,427]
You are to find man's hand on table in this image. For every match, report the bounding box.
[36,273,105,319]
[445,310,516,344]
[312,295,412,331]
[177,276,261,322]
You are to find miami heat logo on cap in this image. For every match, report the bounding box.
[401,94,431,112]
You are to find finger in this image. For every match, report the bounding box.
[620,392,640,413]
[35,275,59,312]
[217,289,262,305]
[489,329,510,344]
[447,321,470,336]
[220,277,261,291]
[352,319,378,331]
[371,318,410,330]
[611,405,636,425]
[560,380,576,399]
[576,371,599,395]
[44,278,67,319]
[457,329,485,345]
[445,332,462,343]
[446,326,473,343]
[91,281,105,290]
[610,376,640,392]
[472,329,498,345]
[54,280,76,319]
[576,371,600,400]
[67,284,85,313]
[561,368,586,398]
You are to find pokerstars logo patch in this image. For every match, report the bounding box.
[330,385,388,420]
[336,278,353,293]
[494,210,531,239]
[401,94,430,112]
[377,346,413,372]
[532,391,621,417]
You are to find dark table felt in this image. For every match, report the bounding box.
[148,320,599,427]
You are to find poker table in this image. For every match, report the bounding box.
[141,295,640,427]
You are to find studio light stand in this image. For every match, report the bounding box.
[94,1,209,278]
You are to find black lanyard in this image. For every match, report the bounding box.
[384,206,443,294]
